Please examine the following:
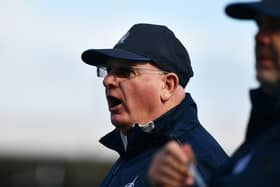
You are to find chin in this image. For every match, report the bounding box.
[111,117,133,130]
[257,70,279,86]
[257,75,280,93]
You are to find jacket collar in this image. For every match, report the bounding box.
[246,87,280,141]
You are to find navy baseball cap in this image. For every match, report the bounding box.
[226,0,280,20]
[81,23,193,87]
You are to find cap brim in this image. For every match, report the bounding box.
[225,2,261,19]
[226,2,280,20]
[81,48,151,66]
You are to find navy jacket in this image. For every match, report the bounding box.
[211,88,280,187]
[100,93,228,187]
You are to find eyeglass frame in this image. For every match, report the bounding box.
[96,65,169,79]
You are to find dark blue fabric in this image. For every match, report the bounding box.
[211,88,280,187]
[99,93,228,187]
[246,88,280,141]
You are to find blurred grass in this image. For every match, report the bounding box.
[0,157,113,187]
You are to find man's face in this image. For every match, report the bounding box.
[101,59,167,132]
[255,15,280,87]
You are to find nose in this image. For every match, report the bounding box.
[255,29,272,46]
[103,73,118,88]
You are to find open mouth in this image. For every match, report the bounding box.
[107,96,122,108]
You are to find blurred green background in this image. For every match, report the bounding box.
[0,157,112,187]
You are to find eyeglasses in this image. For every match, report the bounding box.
[97,65,168,79]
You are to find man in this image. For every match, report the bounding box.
[81,23,228,187]
[148,0,280,187]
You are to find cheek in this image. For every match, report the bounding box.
[120,79,162,109]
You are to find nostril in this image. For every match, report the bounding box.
[103,74,118,88]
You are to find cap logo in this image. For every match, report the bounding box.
[117,31,129,45]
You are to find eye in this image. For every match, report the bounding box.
[114,66,136,78]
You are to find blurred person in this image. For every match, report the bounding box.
[81,23,228,187]
[148,0,280,187]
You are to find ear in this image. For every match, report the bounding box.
[160,73,179,102]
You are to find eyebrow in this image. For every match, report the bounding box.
[106,59,149,67]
